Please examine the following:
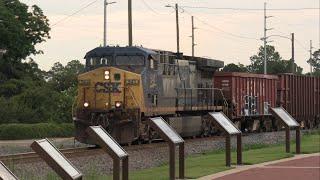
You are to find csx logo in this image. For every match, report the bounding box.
[95,82,121,93]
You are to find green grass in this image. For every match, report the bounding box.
[102,131,320,180]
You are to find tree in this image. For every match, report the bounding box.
[0,59,84,124]
[248,45,303,74]
[222,63,248,72]
[0,0,50,81]
[309,49,320,77]
[0,0,50,61]
[47,60,85,92]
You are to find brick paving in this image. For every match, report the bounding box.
[199,153,320,180]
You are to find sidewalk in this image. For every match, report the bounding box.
[198,153,320,180]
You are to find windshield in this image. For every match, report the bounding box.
[115,55,145,66]
[86,56,113,67]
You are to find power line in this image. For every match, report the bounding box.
[140,0,172,15]
[51,0,99,27]
[181,6,318,11]
[198,28,258,48]
[183,9,260,41]
[272,29,309,52]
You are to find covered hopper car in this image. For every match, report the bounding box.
[214,72,279,132]
[277,74,320,128]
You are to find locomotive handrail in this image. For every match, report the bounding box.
[174,87,229,114]
[175,87,225,90]
[125,86,140,107]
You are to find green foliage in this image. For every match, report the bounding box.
[0,83,76,124]
[0,0,50,61]
[222,63,248,72]
[0,123,74,140]
[248,45,303,74]
[0,1,83,137]
[47,60,85,92]
[309,49,320,77]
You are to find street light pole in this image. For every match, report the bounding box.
[103,0,116,47]
[175,3,180,54]
[166,4,181,55]
[128,0,133,46]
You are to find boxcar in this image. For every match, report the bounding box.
[277,74,320,128]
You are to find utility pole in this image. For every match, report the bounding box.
[263,2,267,74]
[263,2,273,74]
[128,0,133,46]
[291,33,295,73]
[310,40,313,74]
[175,3,180,54]
[191,16,195,58]
[103,0,116,47]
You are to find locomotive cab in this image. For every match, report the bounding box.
[74,46,155,144]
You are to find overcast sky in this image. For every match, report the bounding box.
[20,0,319,73]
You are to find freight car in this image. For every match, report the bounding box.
[214,72,320,132]
[73,46,226,144]
[214,72,279,132]
[277,74,320,128]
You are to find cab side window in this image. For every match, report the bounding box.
[152,94,158,106]
[148,55,157,70]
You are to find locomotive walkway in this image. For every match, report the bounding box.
[199,153,320,180]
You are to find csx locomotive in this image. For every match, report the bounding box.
[73,46,226,144]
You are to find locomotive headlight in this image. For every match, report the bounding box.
[84,102,89,108]
[115,102,121,108]
[104,70,110,80]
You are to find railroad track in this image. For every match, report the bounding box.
[0,135,234,164]
[0,147,99,164]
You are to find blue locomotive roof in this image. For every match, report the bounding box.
[84,46,156,59]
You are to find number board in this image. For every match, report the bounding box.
[209,112,241,135]
[31,139,82,179]
[271,107,299,127]
[88,126,128,158]
[150,117,184,144]
[0,161,18,180]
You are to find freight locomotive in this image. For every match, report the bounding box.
[73,46,320,144]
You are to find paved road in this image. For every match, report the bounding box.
[200,153,320,180]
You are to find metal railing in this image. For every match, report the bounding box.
[175,87,228,112]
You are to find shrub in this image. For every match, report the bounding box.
[0,123,74,140]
